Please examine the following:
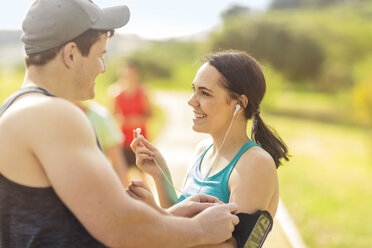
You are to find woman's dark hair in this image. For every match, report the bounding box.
[204,50,289,168]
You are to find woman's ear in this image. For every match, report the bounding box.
[62,42,78,69]
[239,94,248,109]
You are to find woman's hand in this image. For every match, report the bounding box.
[126,180,169,215]
[130,135,168,178]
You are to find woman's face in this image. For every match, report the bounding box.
[188,63,236,135]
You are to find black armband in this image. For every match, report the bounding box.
[232,210,273,248]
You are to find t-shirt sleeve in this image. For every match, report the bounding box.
[99,111,123,149]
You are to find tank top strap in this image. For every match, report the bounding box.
[193,144,213,172]
[200,144,213,161]
[224,141,261,180]
[0,86,103,151]
[0,86,55,118]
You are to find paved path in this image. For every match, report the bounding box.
[150,90,306,248]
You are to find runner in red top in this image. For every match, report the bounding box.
[113,60,152,166]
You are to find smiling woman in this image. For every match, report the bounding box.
[131,50,290,247]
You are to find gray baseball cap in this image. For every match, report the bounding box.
[22,0,130,55]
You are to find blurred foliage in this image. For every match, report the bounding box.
[353,79,372,126]
[124,40,200,89]
[352,57,372,127]
[121,1,372,127]
[0,66,25,102]
[270,0,352,9]
[207,2,372,93]
[220,4,250,20]
[208,19,325,81]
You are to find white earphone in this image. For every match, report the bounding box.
[233,104,241,116]
[134,128,142,138]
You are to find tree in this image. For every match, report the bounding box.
[270,0,347,9]
[209,20,325,81]
[221,5,250,21]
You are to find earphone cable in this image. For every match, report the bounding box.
[152,157,186,197]
[150,105,239,197]
[197,110,238,193]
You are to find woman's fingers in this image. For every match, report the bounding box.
[131,180,150,191]
[134,136,157,150]
[133,129,139,139]
[129,184,151,198]
[130,137,141,153]
[128,181,155,207]
[126,189,139,200]
[139,136,157,150]
[136,153,154,165]
[135,145,154,157]
[131,136,156,155]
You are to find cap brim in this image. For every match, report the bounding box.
[91,5,130,30]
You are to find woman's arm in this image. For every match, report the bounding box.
[228,146,278,217]
[196,146,277,248]
[131,136,178,207]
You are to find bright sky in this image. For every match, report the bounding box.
[0,0,271,40]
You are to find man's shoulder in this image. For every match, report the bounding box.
[34,97,91,133]
[1,94,88,132]
[0,94,95,155]
[21,95,84,120]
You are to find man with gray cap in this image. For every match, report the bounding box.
[0,0,239,247]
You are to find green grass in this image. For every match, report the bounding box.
[262,87,360,127]
[265,113,372,248]
[0,68,25,102]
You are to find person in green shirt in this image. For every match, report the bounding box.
[76,101,129,187]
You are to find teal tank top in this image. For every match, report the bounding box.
[177,141,260,203]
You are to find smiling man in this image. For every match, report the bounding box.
[0,0,239,247]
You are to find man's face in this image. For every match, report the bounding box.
[75,33,108,100]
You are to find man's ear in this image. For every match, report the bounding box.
[62,42,78,69]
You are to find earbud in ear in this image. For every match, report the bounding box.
[233,104,241,116]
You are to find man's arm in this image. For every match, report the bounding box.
[27,98,238,247]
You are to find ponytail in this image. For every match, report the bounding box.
[251,113,289,168]
[204,50,290,167]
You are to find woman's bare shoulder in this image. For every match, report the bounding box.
[231,145,277,190]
